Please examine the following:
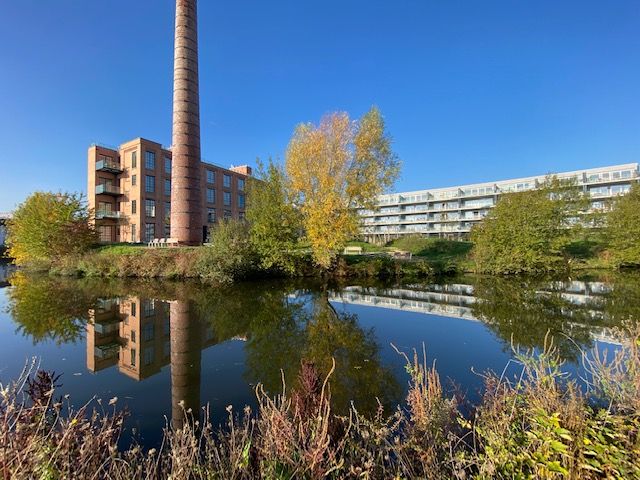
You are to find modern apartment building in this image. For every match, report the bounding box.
[359,163,639,242]
[0,212,10,249]
[88,138,251,243]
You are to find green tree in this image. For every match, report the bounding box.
[606,183,640,267]
[246,159,302,273]
[286,107,400,268]
[470,178,586,274]
[7,192,96,265]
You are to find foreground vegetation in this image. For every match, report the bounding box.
[1,329,638,479]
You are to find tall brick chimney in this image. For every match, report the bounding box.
[170,0,202,245]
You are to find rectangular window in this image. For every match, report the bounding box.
[164,157,171,174]
[131,151,137,169]
[132,174,137,186]
[164,202,171,219]
[143,300,155,317]
[131,302,137,317]
[99,225,112,242]
[145,199,156,218]
[145,175,155,193]
[224,210,232,220]
[238,193,245,208]
[207,188,216,204]
[223,174,231,188]
[164,224,171,238]
[223,191,231,206]
[206,170,215,184]
[131,200,137,214]
[142,323,155,342]
[145,151,156,170]
[131,224,137,242]
[164,179,171,196]
[145,223,155,242]
[131,330,136,343]
[207,208,216,223]
[144,347,155,366]
[130,349,136,367]
[238,178,245,191]
[238,211,245,221]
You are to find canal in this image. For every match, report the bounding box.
[0,269,638,447]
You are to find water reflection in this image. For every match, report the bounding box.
[330,273,640,362]
[3,271,639,441]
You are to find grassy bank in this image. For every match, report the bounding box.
[33,241,465,284]
[2,330,638,479]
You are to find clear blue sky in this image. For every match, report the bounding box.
[1,0,639,211]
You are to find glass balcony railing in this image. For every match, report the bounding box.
[95,210,125,220]
[96,184,123,196]
[96,159,124,173]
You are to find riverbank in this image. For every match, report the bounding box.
[2,327,638,479]
[30,242,465,283]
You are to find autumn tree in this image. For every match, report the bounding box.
[246,158,303,273]
[606,183,640,267]
[7,192,97,265]
[286,107,400,267]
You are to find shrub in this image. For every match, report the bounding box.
[195,220,259,284]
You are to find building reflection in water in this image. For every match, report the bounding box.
[330,280,620,346]
[87,296,216,428]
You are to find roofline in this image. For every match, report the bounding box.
[378,162,639,198]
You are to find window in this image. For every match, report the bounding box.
[145,223,155,242]
[131,151,137,169]
[130,349,136,366]
[142,323,155,342]
[144,347,155,366]
[131,200,137,214]
[164,157,171,174]
[131,302,137,317]
[164,179,171,196]
[164,224,171,237]
[239,211,245,220]
[143,300,155,317]
[238,178,245,191]
[131,330,136,343]
[98,225,112,242]
[132,174,137,186]
[164,202,171,219]
[223,191,231,206]
[98,154,113,163]
[145,175,155,193]
[223,174,231,188]
[206,170,215,184]
[145,199,156,218]
[207,208,216,223]
[207,188,216,204]
[145,151,156,170]
[131,224,136,242]
[224,210,232,220]
[238,193,245,208]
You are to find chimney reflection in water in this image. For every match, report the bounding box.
[169,299,202,430]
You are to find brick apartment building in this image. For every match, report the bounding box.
[88,138,251,243]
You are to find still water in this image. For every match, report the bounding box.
[0,267,638,447]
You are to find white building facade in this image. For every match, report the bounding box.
[359,163,639,243]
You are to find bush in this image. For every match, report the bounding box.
[195,220,259,284]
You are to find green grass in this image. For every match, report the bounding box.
[345,240,386,253]
[94,243,147,255]
[389,236,473,260]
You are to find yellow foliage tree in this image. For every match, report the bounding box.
[286,107,399,267]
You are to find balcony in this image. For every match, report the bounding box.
[96,184,122,196]
[95,210,125,221]
[96,159,124,174]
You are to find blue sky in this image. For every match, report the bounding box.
[0,0,639,211]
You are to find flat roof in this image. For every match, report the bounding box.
[378,162,639,199]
